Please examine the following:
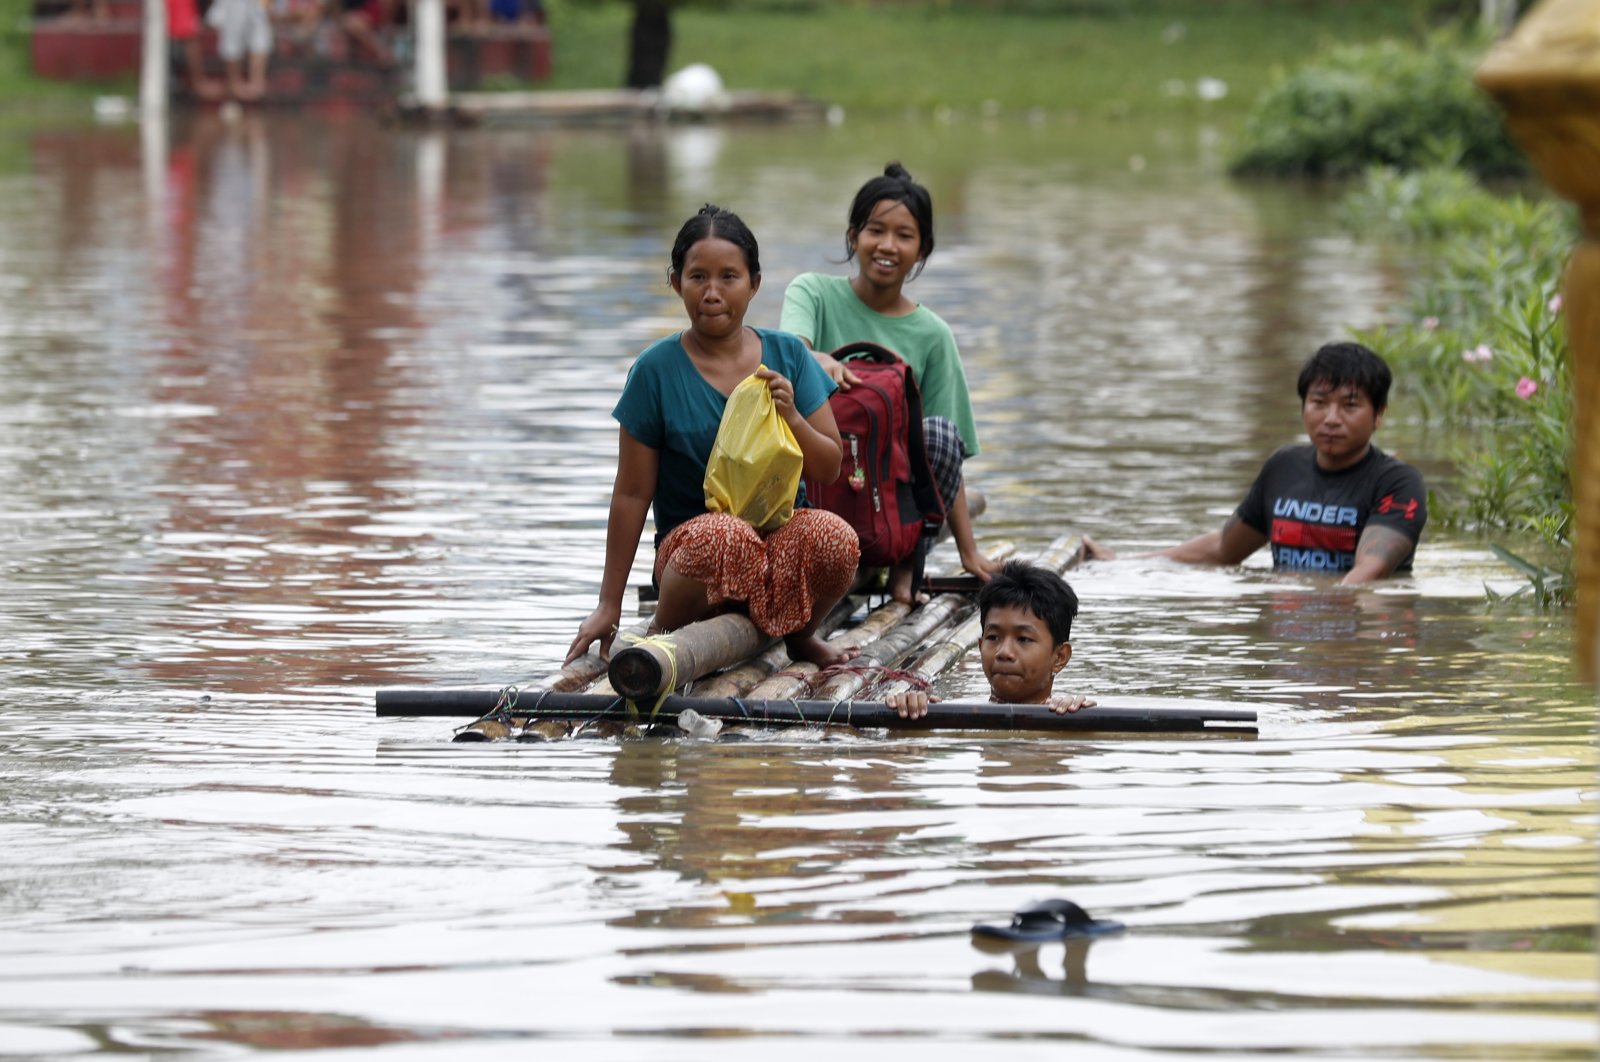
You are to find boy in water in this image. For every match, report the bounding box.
[886,560,1095,718]
[1084,342,1426,583]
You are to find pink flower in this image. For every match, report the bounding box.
[1548,294,1563,315]
[1421,316,1439,331]
[1463,344,1494,364]
[1516,376,1538,400]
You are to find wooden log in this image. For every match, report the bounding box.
[809,589,975,702]
[741,597,913,700]
[745,540,1016,701]
[529,617,653,694]
[876,534,1084,701]
[692,595,860,697]
[373,689,1257,734]
[607,612,774,702]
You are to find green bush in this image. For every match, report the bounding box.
[1231,36,1525,178]
[1346,167,1575,593]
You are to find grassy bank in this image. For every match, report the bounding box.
[0,0,1458,117]
[0,0,119,106]
[0,0,113,105]
[541,0,1452,121]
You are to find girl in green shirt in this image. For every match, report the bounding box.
[780,162,1000,602]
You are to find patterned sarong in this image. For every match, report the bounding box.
[656,509,860,637]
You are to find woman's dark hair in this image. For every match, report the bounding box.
[978,560,1080,646]
[1296,341,1392,413]
[670,204,761,279]
[844,161,935,279]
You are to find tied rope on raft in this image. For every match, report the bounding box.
[760,663,935,732]
[617,631,679,723]
[454,684,520,738]
[768,662,934,697]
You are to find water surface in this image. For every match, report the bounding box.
[0,110,1593,1060]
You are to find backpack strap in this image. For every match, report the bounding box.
[827,340,902,365]
[900,368,946,528]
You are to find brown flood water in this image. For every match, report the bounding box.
[0,109,1593,1060]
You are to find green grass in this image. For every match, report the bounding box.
[0,0,127,106]
[540,0,1452,121]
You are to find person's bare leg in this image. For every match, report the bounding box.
[241,51,267,100]
[650,563,717,634]
[888,558,916,605]
[783,594,861,668]
[224,58,248,100]
[185,40,224,99]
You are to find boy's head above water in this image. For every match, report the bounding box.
[977,561,1080,705]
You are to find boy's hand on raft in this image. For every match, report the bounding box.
[885,690,939,720]
[566,604,622,665]
[1049,694,1097,715]
[814,351,863,391]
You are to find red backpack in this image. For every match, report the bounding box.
[803,342,946,568]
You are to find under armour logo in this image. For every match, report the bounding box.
[1376,495,1419,520]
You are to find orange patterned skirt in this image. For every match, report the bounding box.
[656,510,860,637]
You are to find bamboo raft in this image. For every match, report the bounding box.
[374,534,1258,741]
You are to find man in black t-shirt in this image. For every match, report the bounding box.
[1084,343,1426,585]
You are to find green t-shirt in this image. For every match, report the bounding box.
[779,272,980,457]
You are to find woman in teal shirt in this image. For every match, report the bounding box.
[567,205,861,669]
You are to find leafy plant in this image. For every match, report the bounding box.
[1485,544,1568,610]
[1230,34,1525,178]
[1346,166,1575,604]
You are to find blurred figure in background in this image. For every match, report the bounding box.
[207,0,274,101]
[168,0,224,100]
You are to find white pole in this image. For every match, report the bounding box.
[416,130,445,255]
[1481,0,1517,36]
[140,0,168,115]
[414,0,448,110]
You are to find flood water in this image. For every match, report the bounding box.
[0,110,1594,1060]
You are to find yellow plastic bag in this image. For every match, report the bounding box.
[703,368,803,533]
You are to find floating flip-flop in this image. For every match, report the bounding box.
[972,899,1125,944]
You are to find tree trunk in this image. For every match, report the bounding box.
[625,0,672,89]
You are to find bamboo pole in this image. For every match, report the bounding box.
[875,534,1084,701]
[1475,1,1600,680]
[743,540,1015,701]
[739,598,913,700]
[456,594,849,740]
[374,689,1256,733]
[691,594,861,697]
[525,618,654,693]
[607,612,775,701]
[808,591,973,703]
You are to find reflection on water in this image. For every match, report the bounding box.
[0,111,1592,1059]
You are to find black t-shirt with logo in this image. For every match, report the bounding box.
[1236,444,1427,574]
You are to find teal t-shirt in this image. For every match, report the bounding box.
[613,327,836,544]
[779,272,980,457]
